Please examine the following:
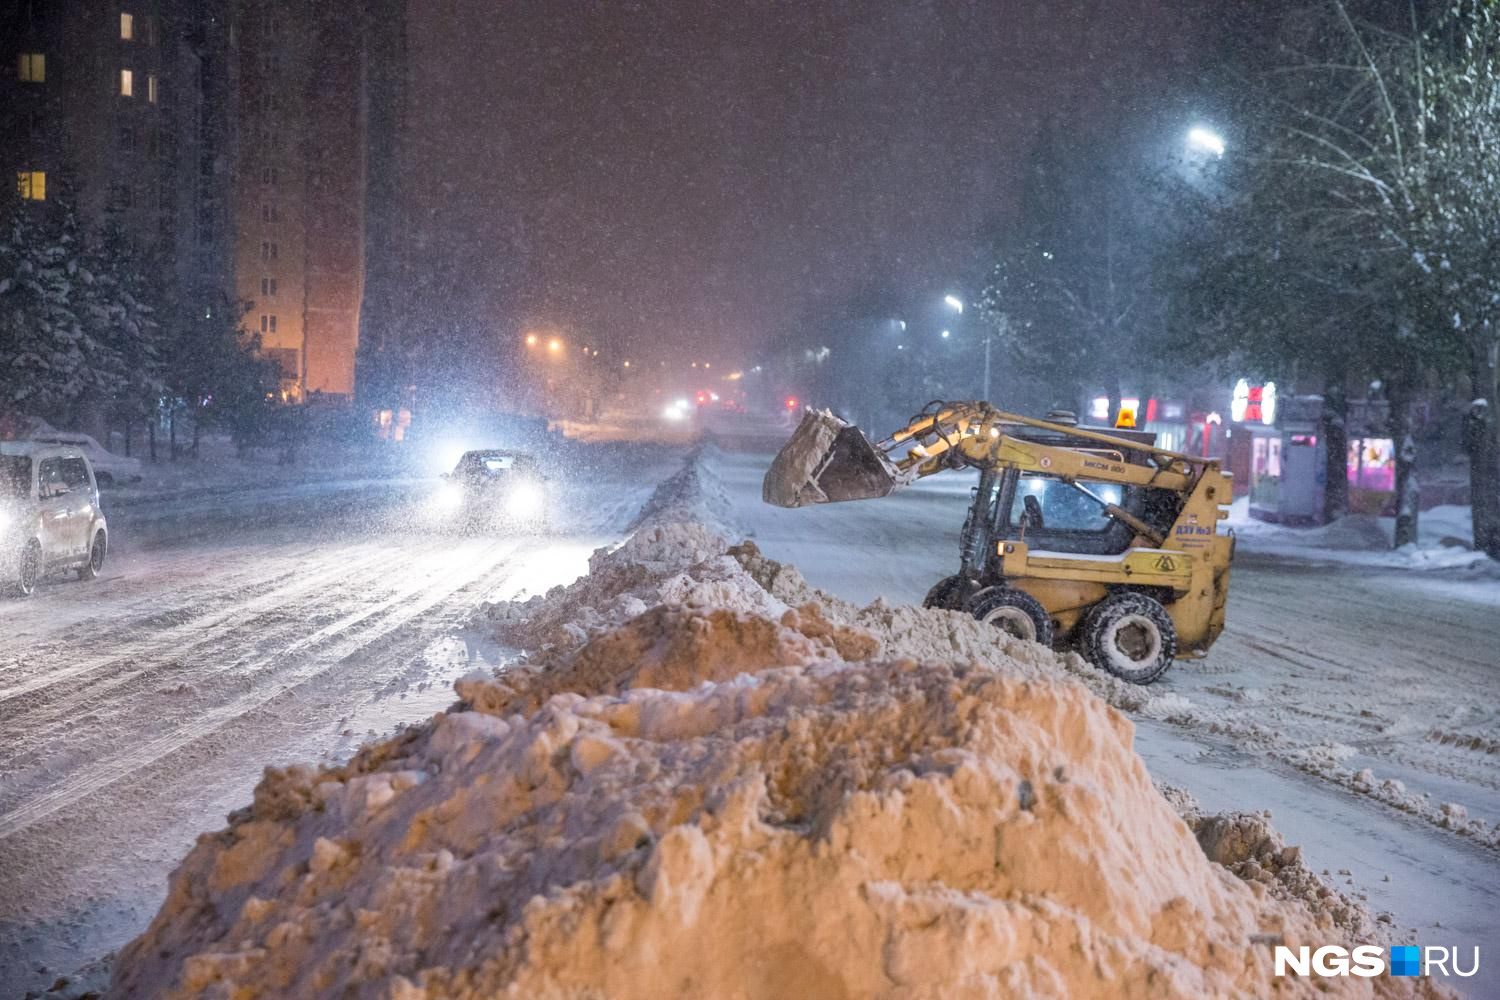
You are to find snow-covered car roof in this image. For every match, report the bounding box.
[458,450,540,471]
[461,449,536,460]
[0,441,89,463]
[20,430,141,477]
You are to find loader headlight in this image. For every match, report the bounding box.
[505,481,543,519]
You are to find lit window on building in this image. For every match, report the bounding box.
[17,171,46,201]
[120,68,134,96]
[121,12,134,39]
[18,53,46,82]
[148,74,157,103]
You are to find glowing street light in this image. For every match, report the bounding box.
[941,329,951,339]
[943,294,964,313]
[1187,126,1225,158]
[547,337,562,353]
[525,332,538,347]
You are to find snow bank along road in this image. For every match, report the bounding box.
[0,447,681,997]
[714,449,1500,998]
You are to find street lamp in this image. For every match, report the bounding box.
[943,294,964,314]
[525,332,538,347]
[1187,126,1225,158]
[548,337,562,354]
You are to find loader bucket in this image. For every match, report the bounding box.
[763,410,905,507]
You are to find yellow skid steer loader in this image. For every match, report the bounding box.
[763,401,1235,684]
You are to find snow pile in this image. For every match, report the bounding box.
[109,449,1452,999]
[1158,784,1394,943]
[458,601,879,717]
[112,661,1443,999]
[483,443,758,651]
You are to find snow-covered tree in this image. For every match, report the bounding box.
[162,290,281,453]
[0,196,174,431]
[1160,0,1500,551]
[0,199,102,422]
[1253,0,1500,552]
[82,220,166,427]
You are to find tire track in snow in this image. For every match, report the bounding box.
[0,545,427,783]
[0,537,523,838]
[0,542,410,711]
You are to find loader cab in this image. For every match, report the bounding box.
[974,424,1181,560]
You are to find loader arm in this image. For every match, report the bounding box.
[765,401,1205,513]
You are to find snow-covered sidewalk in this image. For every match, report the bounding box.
[1229,499,1500,576]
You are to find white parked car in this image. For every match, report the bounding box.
[0,443,110,597]
[19,425,141,485]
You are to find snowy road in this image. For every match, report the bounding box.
[0,450,680,997]
[713,449,1500,998]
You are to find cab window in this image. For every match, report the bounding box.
[39,458,66,498]
[1010,476,1123,533]
[61,458,92,492]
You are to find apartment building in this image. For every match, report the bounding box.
[5,0,406,403]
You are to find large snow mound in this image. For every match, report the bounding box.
[114,658,1430,1000]
[109,448,1449,999]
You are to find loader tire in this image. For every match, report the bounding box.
[968,587,1054,646]
[1081,592,1177,685]
[922,574,972,611]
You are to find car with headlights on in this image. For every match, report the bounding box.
[1,443,110,597]
[433,449,550,531]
